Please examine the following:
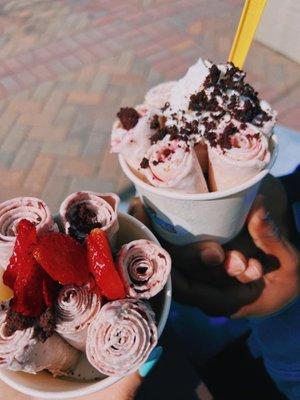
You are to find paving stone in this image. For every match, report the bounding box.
[11,140,41,170]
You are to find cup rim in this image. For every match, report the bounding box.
[119,134,278,200]
[0,212,172,399]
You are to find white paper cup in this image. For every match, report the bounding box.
[119,135,278,245]
[0,212,172,399]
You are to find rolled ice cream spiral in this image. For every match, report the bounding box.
[0,197,55,269]
[0,304,79,376]
[140,139,208,193]
[59,191,119,243]
[86,299,157,376]
[208,127,271,191]
[117,240,171,299]
[55,285,102,351]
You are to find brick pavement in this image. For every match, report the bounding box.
[0,0,299,211]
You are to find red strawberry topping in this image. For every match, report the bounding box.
[33,232,90,286]
[86,228,125,300]
[3,219,37,289]
[3,220,56,317]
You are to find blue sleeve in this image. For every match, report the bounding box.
[280,165,300,245]
[247,167,300,399]
[248,298,300,399]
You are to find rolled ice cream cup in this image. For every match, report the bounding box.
[119,135,278,245]
[0,212,171,399]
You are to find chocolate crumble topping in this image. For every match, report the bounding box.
[5,309,35,336]
[67,203,103,243]
[189,91,209,112]
[150,128,168,144]
[4,307,57,342]
[184,62,273,148]
[203,64,221,88]
[218,123,238,149]
[35,308,57,342]
[140,157,149,169]
[117,107,140,130]
[150,115,160,130]
[161,102,170,112]
[150,125,179,144]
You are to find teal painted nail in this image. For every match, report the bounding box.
[139,346,163,377]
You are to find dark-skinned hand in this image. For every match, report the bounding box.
[128,175,300,317]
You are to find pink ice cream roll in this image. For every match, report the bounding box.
[0,197,55,270]
[55,285,102,351]
[59,191,119,244]
[116,239,171,299]
[139,139,208,193]
[0,304,79,376]
[86,299,157,377]
[144,81,176,109]
[111,105,159,174]
[208,127,271,191]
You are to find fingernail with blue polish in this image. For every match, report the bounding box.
[139,346,163,377]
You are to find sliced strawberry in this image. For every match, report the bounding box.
[12,260,45,317]
[42,274,59,308]
[33,232,90,286]
[3,219,37,289]
[86,228,125,300]
[3,219,58,317]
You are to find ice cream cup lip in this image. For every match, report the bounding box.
[0,212,171,399]
[119,134,278,200]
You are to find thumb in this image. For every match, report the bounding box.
[247,195,298,271]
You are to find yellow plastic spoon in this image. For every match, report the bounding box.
[228,0,267,69]
[0,267,13,301]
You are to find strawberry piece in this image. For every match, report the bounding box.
[33,232,90,286]
[3,219,58,317]
[12,261,46,317]
[86,228,125,300]
[3,219,37,289]
[42,275,59,308]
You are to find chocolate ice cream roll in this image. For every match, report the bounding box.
[86,299,157,376]
[59,191,119,243]
[0,197,55,269]
[116,239,171,299]
[0,304,79,376]
[55,285,102,351]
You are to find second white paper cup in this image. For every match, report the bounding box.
[119,135,278,245]
[0,213,171,399]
